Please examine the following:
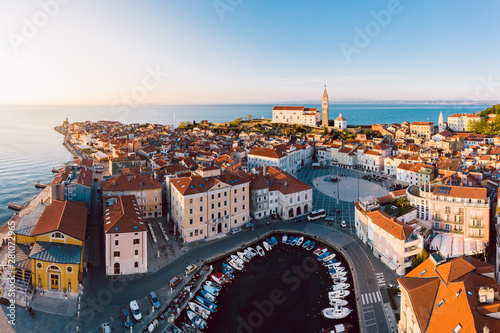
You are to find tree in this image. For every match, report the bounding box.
[247,114,253,120]
[411,249,429,269]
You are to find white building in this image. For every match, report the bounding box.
[103,195,148,276]
[247,145,312,175]
[271,106,320,126]
[334,113,347,129]
[447,113,480,132]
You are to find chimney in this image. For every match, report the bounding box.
[263,164,266,176]
[483,325,490,333]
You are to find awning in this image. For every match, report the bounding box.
[464,238,477,255]
[430,234,442,251]
[451,236,464,257]
[440,234,452,258]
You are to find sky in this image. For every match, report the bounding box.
[0,0,499,104]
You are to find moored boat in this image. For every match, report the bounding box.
[210,273,224,285]
[216,272,231,284]
[247,247,258,257]
[222,269,234,280]
[287,236,294,245]
[330,283,350,291]
[222,262,234,273]
[290,237,298,246]
[313,247,324,255]
[328,290,350,299]
[329,298,348,306]
[237,251,250,262]
[307,241,316,250]
[323,259,337,266]
[322,253,336,262]
[330,271,347,278]
[187,310,208,329]
[332,276,347,284]
[256,245,265,256]
[282,234,288,243]
[203,284,220,297]
[189,301,211,320]
[321,305,352,320]
[302,239,311,249]
[196,295,217,312]
[295,236,304,246]
[263,241,271,251]
[271,236,278,245]
[244,248,254,259]
[205,280,222,291]
[228,258,244,271]
[319,251,331,261]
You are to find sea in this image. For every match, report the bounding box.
[0,103,491,227]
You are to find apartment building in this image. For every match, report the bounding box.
[406,184,489,258]
[247,145,312,175]
[447,113,481,132]
[271,106,320,126]
[168,168,250,243]
[102,173,163,218]
[51,165,93,209]
[103,195,148,276]
[410,121,434,139]
[108,153,147,175]
[396,163,435,186]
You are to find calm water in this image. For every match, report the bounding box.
[0,103,491,226]
[185,238,359,333]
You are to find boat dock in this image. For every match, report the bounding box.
[35,181,48,189]
[7,203,25,211]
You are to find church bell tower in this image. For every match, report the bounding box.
[322,85,329,128]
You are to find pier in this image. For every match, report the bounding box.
[35,181,48,189]
[7,203,24,211]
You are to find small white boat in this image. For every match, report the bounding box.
[329,298,348,307]
[325,262,342,268]
[330,271,347,278]
[187,310,208,329]
[322,305,352,320]
[263,241,272,251]
[322,253,336,262]
[328,290,350,299]
[256,245,265,257]
[331,283,350,291]
[237,251,250,262]
[189,301,210,320]
[247,247,258,257]
[282,234,288,243]
[332,276,347,284]
[228,259,243,271]
[320,323,353,333]
[295,236,304,246]
[316,248,328,257]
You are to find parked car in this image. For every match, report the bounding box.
[325,216,335,221]
[244,221,255,229]
[169,276,182,289]
[184,264,197,276]
[294,217,304,223]
[341,220,347,228]
[100,322,111,333]
[120,307,133,328]
[230,227,242,234]
[129,300,142,321]
[149,291,160,309]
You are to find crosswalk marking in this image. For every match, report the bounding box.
[361,291,382,305]
[375,272,386,287]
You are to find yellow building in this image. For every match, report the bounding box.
[14,200,87,294]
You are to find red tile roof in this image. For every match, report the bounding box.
[33,200,87,241]
[103,195,147,233]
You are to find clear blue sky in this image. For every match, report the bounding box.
[0,0,499,104]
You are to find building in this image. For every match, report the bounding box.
[14,200,87,296]
[51,166,93,209]
[322,85,329,128]
[103,195,148,276]
[250,166,313,220]
[398,252,500,333]
[334,113,347,130]
[447,113,481,132]
[406,184,490,258]
[247,145,312,175]
[108,153,147,175]
[271,106,320,126]
[354,199,423,275]
[168,168,250,243]
[396,163,435,186]
[410,121,434,139]
[102,173,163,219]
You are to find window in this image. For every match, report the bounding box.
[200,197,203,202]
[224,191,227,197]
[200,229,203,235]
[200,206,203,212]
[218,202,221,208]
[189,208,193,214]
[114,251,120,257]
[134,262,138,268]
[436,299,445,308]
[218,193,221,198]
[242,205,245,210]
[234,207,237,213]
[211,194,214,200]
[195,230,198,236]
[234,189,237,194]
[190,219,193,225]
[224,200,227,206]
[115,240,119,246]
[133,239,139,245]
[243,196,246,200]
[189,198,193,204]
[211,203,215,209]
[243,187,245,192]
[52,232,64,239]
[190,232,193,237]
[135,249,138,255]
[234,198,237,203]
[200,216,203,222]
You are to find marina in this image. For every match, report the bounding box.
[172,233,359,333]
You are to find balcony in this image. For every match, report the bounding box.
[468,224,484,229]
[433,227,463,234]
[454,211,463,216]
[434,217,462,225]
[468,234,485,239]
